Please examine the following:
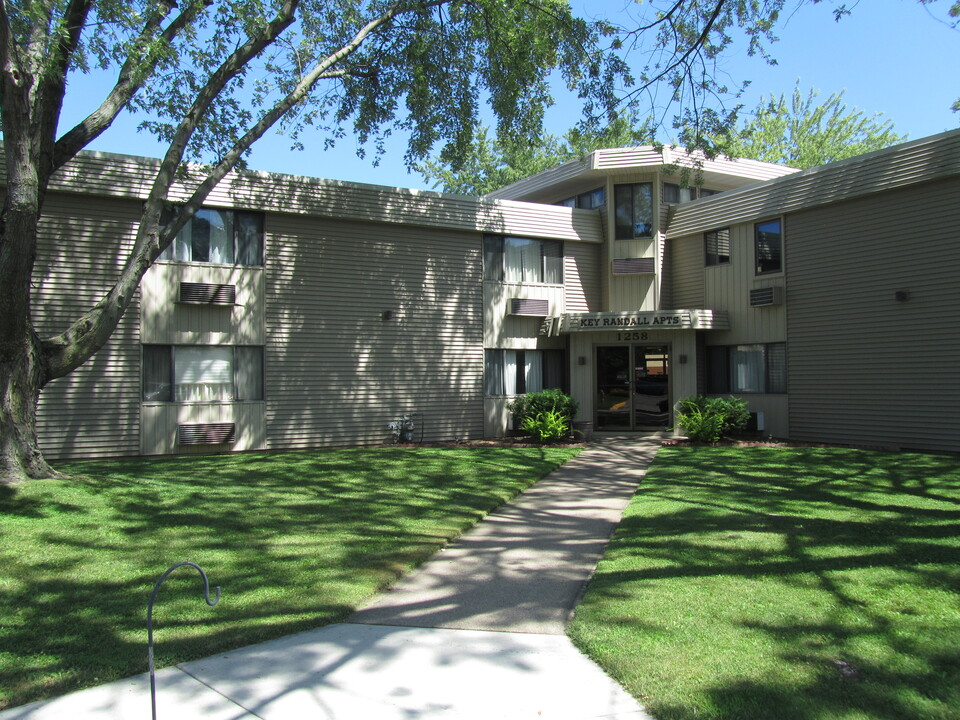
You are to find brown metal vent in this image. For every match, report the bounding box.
[178,422,236,445]
[510,298,550,316]
[612,257,655,275]
[179,282,236,305]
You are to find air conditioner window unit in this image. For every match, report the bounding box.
[749,286,783,307]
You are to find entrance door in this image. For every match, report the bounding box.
[595,345,670,430]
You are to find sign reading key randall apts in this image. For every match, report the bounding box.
[557,310,730,333]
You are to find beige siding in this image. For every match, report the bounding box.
[33,194,142,460]
[564,241,602,312]
[484,282,565,348]
[141,264,265,345]
[265,216,484,448]
[47,150,603,244]
[667,234,705,308]
[668,130,960,238]
[786,177,960,452]
[703,223,787,346]
[141,402,265,455]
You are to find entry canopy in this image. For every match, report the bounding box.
[540,310,730,336]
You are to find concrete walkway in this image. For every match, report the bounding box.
[1,435,663,720]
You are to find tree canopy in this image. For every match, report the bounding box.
[720,85,906,168]
[2,0,633,481]
[416,115,651,195]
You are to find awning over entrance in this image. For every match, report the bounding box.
[540,309,730,336]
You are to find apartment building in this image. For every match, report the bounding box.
[25,129,960,459]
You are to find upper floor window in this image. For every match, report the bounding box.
[557,187,605,210]
[160,208,264,266]
[614,183,653,239]
[484,235,563,284]
[663,183,719,204]
[142,345,264,403]
[755,219,782,274]
[705,228,731,266]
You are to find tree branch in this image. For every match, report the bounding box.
[52,0,214,172]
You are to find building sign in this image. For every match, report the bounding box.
[566,312,690,330]
[540,310,730,336]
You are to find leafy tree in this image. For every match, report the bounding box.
[416,115,650,194]
[1,0,631,482]
[722,85,907,168]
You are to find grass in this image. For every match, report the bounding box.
[0,445,579,710]
[568,445,960,720]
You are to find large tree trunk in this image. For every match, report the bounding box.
[0,330,59,483]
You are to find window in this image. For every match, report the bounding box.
[483,235,563,284]
[614,183,653,239]
[755,219,782,274]
[484,349,566,395]
[557,188,605,210]
[663,184,719,204]
[142,345,264,402]
[706,343,786,394]
[705,228,731,266]
[160,208,264,266]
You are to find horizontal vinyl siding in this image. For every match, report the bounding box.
[786,177,960,452]
[44,151,603,243]
[668,130,960,237]
[666,235,705,309]
[33,193,142,460]
[265,216,484,448]
[564,241,602,312]
[703,224,787,346]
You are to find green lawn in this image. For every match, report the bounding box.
[0,445,579,710]
[569,446,960,720]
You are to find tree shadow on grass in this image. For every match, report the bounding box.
[0,446,572,710]
[575,446,960,720]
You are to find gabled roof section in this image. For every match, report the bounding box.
[666,129,960,238]
[484,145,799,203]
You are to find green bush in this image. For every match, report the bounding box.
[520,409,570,443]
[509,389,579,442]
[675,396,750,443]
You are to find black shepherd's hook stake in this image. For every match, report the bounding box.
[147,562,221,720]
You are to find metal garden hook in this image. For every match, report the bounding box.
[147,562,221,720]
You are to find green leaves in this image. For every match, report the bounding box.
[721,83,906,168]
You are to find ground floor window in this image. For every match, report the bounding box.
[484,349,566,395]
[143,345,264,402]
[707,342,786,394]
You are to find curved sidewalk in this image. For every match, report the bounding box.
[2,434,663,720]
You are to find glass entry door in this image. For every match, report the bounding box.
[595,345,670,430]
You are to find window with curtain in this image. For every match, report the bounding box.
[614,183,653,239]
[142,345,264,402]
[706,343,787,394]
[161,208,264,266]
[484,349,566,395]
[483,235,562,284]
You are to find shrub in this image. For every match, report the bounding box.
[520,409,570,443]
[508,388,579,426]
[675,396,750,443]
[509,389,579,442]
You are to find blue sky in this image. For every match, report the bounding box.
[59,0,958,190]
